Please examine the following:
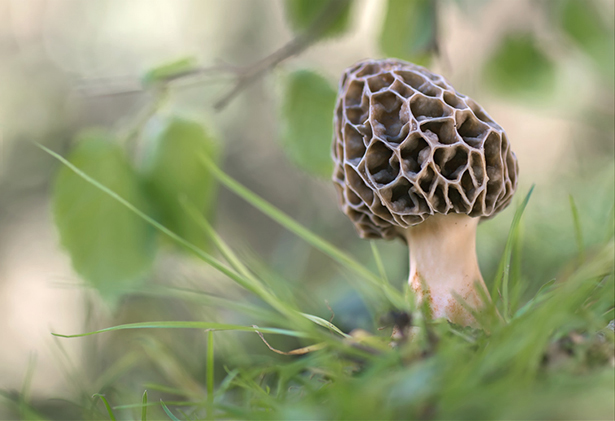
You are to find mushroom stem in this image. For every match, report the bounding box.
[402,213,488,326]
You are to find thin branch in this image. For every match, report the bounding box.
[76,1,350,109]
[162,62,241,84]
[212,0,350,110]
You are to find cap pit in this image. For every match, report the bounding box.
[332,59,518,240]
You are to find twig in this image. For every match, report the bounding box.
[163,62,241,84]
[76,1,349,109]
[212,0,350,110]
[76,62,236,99]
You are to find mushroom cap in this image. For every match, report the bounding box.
[332,59,518,240]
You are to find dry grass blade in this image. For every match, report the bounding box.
[253,325,327,355]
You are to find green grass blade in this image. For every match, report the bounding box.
[569,194,585,263]
[37,143,295,315]
[160,400,181,421]
[491,185,535,319]
[93,351,141,392]
[138,286,284,326]
[300,313,351,338]
[178,196,297,319]
[606,202,614,243]
[207,331,214,420]
[215,369,239,398]
[370,241,389,284]
[181,196,349,336]
[113,401,201,410]
[200,155,407,309]
[141,383,188,397]
[177,409,192,420]
[1,388,50,421]
[141,390,147,421]
[452,291,490,330]
[200,155,368,276]
[19,353,36,408]
[513,279,556,319]
[92,394,116,421]
[51,321,311,339]
[179,195,261,287]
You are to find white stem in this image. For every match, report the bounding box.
[401,214,489,326]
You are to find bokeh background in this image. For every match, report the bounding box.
[0,0,613,419]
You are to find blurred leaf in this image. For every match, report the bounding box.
[142,116,220,250]
[557,0,615,81]
[379,0,437,65]
[485,34,556,97]
[285,0,352,39]
[513,279,556,319]
[42,143,303,321]
[52,131,155,302]
[280,69,336,178]
[569,194,585,263]
[141,56,199,87]
[140,338,203,397]
[452,0,491,16]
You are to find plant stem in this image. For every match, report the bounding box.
[403,214,488,326]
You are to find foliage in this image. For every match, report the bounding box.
[51,117,219,303]
[485,34,555,98]
[52,131,156,303]
[379,0,437,66]
[141,57,200,87]
[142,116,219,250]
[284,0,353,39]
[39,149,615,420]
[279,70,337,179]
[556,0,615,81]
[5,1,614,420]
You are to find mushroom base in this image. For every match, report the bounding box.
[401,214,489,327]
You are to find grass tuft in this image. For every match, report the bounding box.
[37,145,615,420]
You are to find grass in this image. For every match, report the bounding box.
[3,145,613,420]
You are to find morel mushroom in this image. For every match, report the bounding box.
[332,59,518,326]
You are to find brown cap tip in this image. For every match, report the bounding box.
[332,59,518,240]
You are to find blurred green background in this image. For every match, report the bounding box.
[0,0,613,420]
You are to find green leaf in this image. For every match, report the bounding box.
[52,131,155,302]
[280,69,336,178]
[141,56,199,87]
[142,116,220,250]
[285,0,352,39]
[379,0,437,65]
[485,34,556,97]
[40,143,300,321]
[491,185,535,319]
[557,0,614,81]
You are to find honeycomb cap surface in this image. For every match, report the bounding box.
[332,59,518,240]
